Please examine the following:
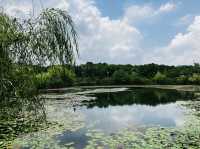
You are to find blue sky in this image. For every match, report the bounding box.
[95,0,200,47]
[1,0,200,65]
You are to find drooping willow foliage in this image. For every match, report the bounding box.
[32,8,78,65]
[0,8,78,99]
[0,8,79,146]
[11,8,79,66]
[0,12,22,98]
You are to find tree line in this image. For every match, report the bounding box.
[32,62,200,89]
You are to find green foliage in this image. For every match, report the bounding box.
[189,73,200,84]
[35,66,76,89]
[0,8,78,96]
[0,12,22,98]
[177,75,188,84]
[111,70,149,85]
[129,72,150,84]
[74,62,200,86]
[153,71,167,84]
[0,8,78,146]
[112,69,131,84]
[23,8,78,65]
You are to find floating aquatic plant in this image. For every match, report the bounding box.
[9,89,200,149]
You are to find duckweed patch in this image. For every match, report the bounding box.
[0,98,48,148]
[12,101,85,149]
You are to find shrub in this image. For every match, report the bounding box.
[112,69,131,84]
[176,75,189,84]
[189,73,200,85]
[153,71,167,84]
[35,66,76,89]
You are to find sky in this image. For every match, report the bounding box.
[1,0,200,65]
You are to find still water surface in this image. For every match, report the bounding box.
[14,87,195,148]
[47,87,193,148]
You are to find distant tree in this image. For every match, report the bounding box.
[75,62,200,86]
[189,73,200,84]
[112,69,130,84]
[35,66,76,89]
[153,71,167,84]
[129,72,149,84]
[194,63,200,73]
[177,75,188,84]
[136,63,159,78]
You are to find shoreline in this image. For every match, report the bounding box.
[42,85,200,93]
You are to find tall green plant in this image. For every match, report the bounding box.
[0,9,79,146]
[35,66,76,89]
[0,8,79,99]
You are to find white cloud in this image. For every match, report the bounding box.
[158,2,176,13]
[146,16,200,65]
[176,14,194,26]
[0,1,33,18]
[123,2,176,25]
[68,0,143,64]
[1,0,144,64]
[7,6,32,18]
[123,5,154,23]
[3,0,195,66]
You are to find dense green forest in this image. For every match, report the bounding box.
[32,62,200,89]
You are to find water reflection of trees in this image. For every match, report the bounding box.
[0,97,46,145]
[82,88,195,108]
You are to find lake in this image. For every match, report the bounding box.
[12,87,198,148]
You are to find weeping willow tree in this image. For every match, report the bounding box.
[0,8,78,99]
[0,8,78,146]
[11,8,78,65]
